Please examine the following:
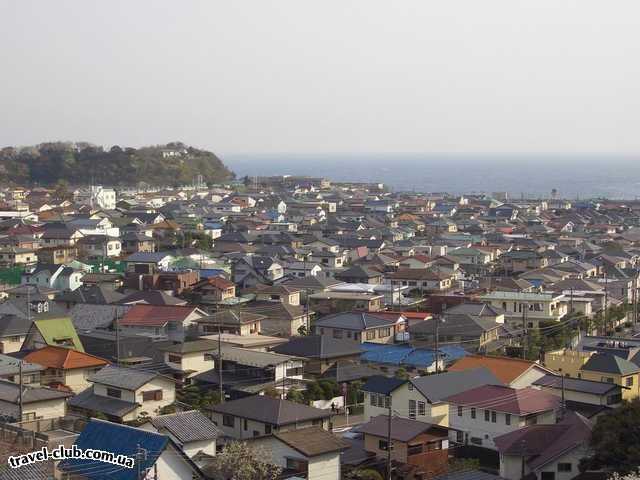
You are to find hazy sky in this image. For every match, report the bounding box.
[1,1,639,155]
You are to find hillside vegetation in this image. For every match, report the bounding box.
[0,142,234,186]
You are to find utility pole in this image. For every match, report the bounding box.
[521,302,527,360]
[218,314,224,403]
[386,398,392,480]
[115,310,120,366]
[18,360,23,422]
[604,272,608,335]
[560,374,566,420]
[520,439,527,480]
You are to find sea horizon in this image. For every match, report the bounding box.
[225,153,640,199]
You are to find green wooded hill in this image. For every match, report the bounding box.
[0,141,234,186]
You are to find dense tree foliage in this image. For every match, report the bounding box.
[0,141,233,186]
[581,399,640,473]
[204,442,282,480]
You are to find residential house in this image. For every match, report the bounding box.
[21,317,85,352]
[121,231,156,254]
[495,411,592,480]
[119,304,207,342]
[141,410,220,458]
[444,385,560,450]
[480,292,568,329]
[386,268,454,293]
[207,396,332,440]
[335,265,384,284]
[23,346,108,393]
[309,291,384,314]
[194,346,304,399]
[579,353,640,401]
[532,374,623,415]
[0,314,32,354]
[59,419,205,480]
[448,355,554,388]
[68,365,176,422]
[124,251,175,274]
[160,339,218,385]
[410,314,501,353]
[194,310,264,336]
[0,379,72,421]
[0,247,37,267]
[251,427,349,480]
[357,415,450,479]
[0,353,43,385]
[271,335,363,375]
[36,245,77,265]
[315,311,406,344]
[22,263,84,291]
[362,368,503,426]
[233,255,284,288]
[190,276,236,304]
[77,234,122,259]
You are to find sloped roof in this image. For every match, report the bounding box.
[361,375,407,395]
[33,317,84,352]
[443,385,560,415]
[59,419,171,480]
[357,415,448,442]
[315,311,400,330]
[151,410,220,443]
[24,346,108,370]
[273,426,350,458]
[271,335,362,359]
[120,304,202,327]
[448,355,540,384]
[209,396,331,426]
[88,365,159,390]
[495,411,592,471]
[581,353,639,375]
[410,368,503,403]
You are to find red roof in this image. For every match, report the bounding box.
[206,277,235,290]
[24,346,108,370]
[443,385,560,415]
[120,304,201,327]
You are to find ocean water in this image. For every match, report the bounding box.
[225,153,640,199]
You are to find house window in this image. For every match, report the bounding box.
[484,410,490,421]
[558,463,572,472]
[379,327,391,337]
[378,440,393,451]
[168,354,181,364]
[407,444,423,456]
[204,353,216,362]
[470,408,476,419]
[106,388,121,399]
[366,330,376,340]
[142,390,163,401]
[418,401,425,416]
[384,396,391,409]
[333,329,343,339]
[286,458,308,473]
[603,377,614,383]
[265,424,272,434]
[456,431,463,443]
[491,411,497,423]
[505,414,511,425]
[626,377,634,387]
[541,473,555,480]
[243,419,248,431]
[457,406,463,417]
[222,415,235,427]
[409,400,416,419]
[370,393,377,407]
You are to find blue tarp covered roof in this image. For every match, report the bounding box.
[360,342,468,367]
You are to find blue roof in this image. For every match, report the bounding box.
[59,419,168,480]
[360,342,468,368]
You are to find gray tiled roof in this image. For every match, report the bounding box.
[315,312,397,330]
[68,388,138,417]
[151,410,220,443]
[209,396,331,426]
[410,368,504,402]
[581,353,639,376]
[271,335,362,359]
[88,365,158,390]
[533,374,620,395]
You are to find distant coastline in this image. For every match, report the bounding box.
[226,153,640,199]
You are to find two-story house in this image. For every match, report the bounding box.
[207,396,332,440]
[444,385,560,450]
[119,304,207,342]
[315,311,406,344]
[68,365,176,423]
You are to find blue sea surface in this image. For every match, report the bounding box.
[225,153,640,199]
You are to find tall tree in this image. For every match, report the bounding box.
[204,442,281,480]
